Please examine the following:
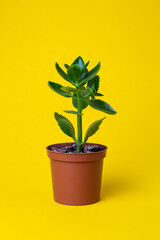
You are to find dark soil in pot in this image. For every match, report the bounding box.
[48,143,105,153]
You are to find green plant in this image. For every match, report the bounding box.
[48,56,117,152]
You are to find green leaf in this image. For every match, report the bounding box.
[61,86,85,93]
[54,112,76,140]
[71,56,85,69]
[81,61,89,71]
[95,92,104,96]
[48,81,72,98]
[72,93,89,110]
[78,62,101,86]
[67,65,82,84]
[87,75,99,94]
[64,64,69,69]
[86,86,95,100]
[79,69,88,81]
[83,117,106,143]
[89,99,117,115]
[64,110,83,115]
[55,63,69,81]
[55,62,76,86]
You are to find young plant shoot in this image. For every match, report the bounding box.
[48,56,117,153]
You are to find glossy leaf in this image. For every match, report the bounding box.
[64,110,83,115]
[79,69,88,81]
[55,63,69,81]
[83,117,106,143]
[95,92,104,96]
[78,62,101,86]
[72,93,89,110]
[61,86,85,93]
[67,65,82,84]
[55,62,76,86]
[86,86,95,100]
[89,99,117,114]
[48,81,72,98]
[87,75,99,94]
[54,112,76,140]
[64,64,69,69]
[71,56,85,69]
[81,61,89,71]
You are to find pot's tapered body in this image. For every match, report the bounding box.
[46,143,107,206]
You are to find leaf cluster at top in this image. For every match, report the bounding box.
[48,56,117,148]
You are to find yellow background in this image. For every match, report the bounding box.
[0,0,160,239]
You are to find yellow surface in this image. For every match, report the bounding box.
[0,0,160,239]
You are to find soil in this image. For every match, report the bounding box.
[48,143,105,153]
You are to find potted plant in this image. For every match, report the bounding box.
[46,56,117,205]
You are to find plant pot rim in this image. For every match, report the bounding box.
[46,142,107,163]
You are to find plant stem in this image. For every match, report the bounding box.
[77,92,82,152]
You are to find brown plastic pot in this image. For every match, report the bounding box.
[46,142,107,206]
